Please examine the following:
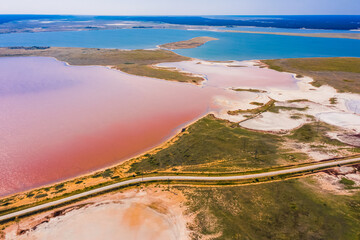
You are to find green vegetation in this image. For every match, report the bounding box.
[228,99,275,115]
[116,64,203,83]
[264,58,360,73]
[54,184,65,190]
[159,37,218,50]
[290,114,302,119]
[287,99,310,103]
[250,101,264,106]
[181,178,360,240]
[0,47,204,84]
[129,115,306,173]
[232,88,267,93]
[289,122,345,146]
[268,105,308,113]
[340,177,356,188]
[34,193,48,199]
[330,97,338,104]
[262,58,360,93]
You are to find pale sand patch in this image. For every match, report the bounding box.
[313,166,360,195]
[213,93,270,122]
[314,172,350,195]
[238,74,360,132]
[317,112,360,132]
[157,60,297,89]
[240,111,307,132]
[4,188,190,240]
[345,174,360,186]
[282,139,347,161]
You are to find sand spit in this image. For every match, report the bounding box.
[3,187,189,240]
[159,37,218,50]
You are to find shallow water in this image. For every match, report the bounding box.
[0,29,360,61]
[0,57,298,196]
[158,61,297,89]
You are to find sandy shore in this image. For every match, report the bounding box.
[3,187,190,240]
[159,37,218,50]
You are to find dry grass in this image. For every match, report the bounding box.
[159,37,218,50]
[0,47,204,84]
[262,57,360,93]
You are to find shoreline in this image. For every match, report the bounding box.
[158,36,219,50]
[0,106,212,200]
[214,29,360,40]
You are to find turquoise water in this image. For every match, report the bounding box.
[216,26,357,34]
[0,29,359,60]
[175,31,360,61]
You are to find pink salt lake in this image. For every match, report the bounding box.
[0,57,296,196]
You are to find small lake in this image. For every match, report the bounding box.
[0,29,360,61]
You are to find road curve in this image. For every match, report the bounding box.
[1,157,359,222]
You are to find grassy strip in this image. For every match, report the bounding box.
[262,57,360,93]
[159,37,218,50]
[227,99,275,115]
[115,64,203,84]
[268,105,309,113]
[0,47,204,84]
[2,161,359,224]
[289,122,347,146]
[2,156,359,218]
[232,88,267,93]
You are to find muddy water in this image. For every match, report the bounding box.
[0,57,296,196]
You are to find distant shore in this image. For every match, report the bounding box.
[217,30,360,40]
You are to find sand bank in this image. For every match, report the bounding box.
[3,187,189,240]
[159,37,218,50]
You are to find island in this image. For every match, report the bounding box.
[159,36,218,49]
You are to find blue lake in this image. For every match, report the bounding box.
[0,29,360,60]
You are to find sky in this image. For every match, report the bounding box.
[1,0,360,15]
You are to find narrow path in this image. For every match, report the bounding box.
[1,157,359,222]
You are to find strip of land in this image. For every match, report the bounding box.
[0,47,204,84]
[159,37,218,49]
[220,30,360,40]
[261,57,360,93]
[0,157,359,222]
